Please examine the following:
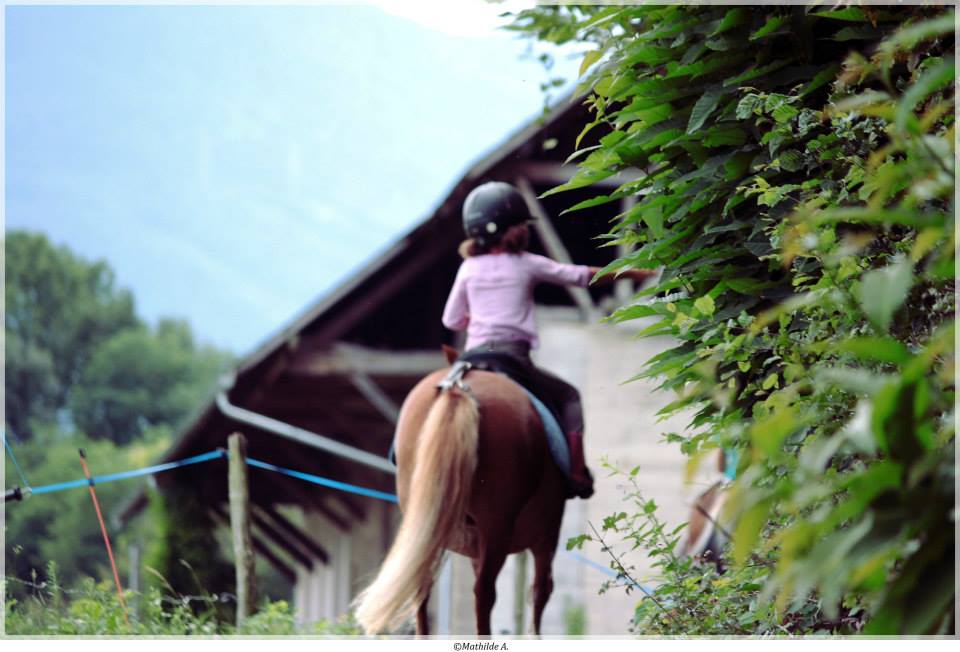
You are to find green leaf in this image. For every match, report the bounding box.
[817,367,891,396]
[840,402,876,455]
[566,534,593,551]
[812,7,869,21]
[712,7,748,36]
[733,498,772,565]
[855,258,914,332]
[694,295,715,316]
[896,59,955,133]
[750,405,797,458]
[579,49,604,76]
[910,227,946,262]
[701,123,746,147]
[799,64,841,97]
[778,150,804,172]
[624,44,675,66]
[723,59,791,87]
[813,206,944,228]
[726,277,774,294]
[831,25,883,41]
[751,14,790,41]
[687,88,724,134]
[772,102,799,123]
[541,167,619,197]
[879,11,956,56]
[838,337,911,365]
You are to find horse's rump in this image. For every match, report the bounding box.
[355,366,564,634]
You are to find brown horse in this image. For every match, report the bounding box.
[353,349,567,635]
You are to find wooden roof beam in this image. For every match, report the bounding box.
[515,176,598,322]
[251,506,316,570]
[349,371,400,425]
[289,342,444,377]
[502,160,639,190]
[209,506,297,583]
[259,506,332,564]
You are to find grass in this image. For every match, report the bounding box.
[4,563,361,636]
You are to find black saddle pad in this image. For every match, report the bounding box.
[457,350,564,426]
[387,350,563,466]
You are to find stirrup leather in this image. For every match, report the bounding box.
[438,360,473,393]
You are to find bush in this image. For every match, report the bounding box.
[513,4,954,634]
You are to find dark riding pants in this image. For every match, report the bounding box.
[460,340,584,437]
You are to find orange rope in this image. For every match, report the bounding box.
[78,449,130,628]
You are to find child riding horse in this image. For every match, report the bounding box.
[442,181,654,498]
[354,182,654,634]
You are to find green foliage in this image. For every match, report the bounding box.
[4,230,137,439]
[4,231,237,605]
[562,598,586,636]
[592,465,850,635]
[4,229,234,443]
[4,564,361,635]
[70,319,233,444]
[5,433,167,590]
[141,482,236,619]
[513,4,954,635]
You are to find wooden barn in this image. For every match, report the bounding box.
[122,95,673,634]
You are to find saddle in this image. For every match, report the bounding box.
[388,351,572,478]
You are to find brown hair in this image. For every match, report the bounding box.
[458,224,530,259]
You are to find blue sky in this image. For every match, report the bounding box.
[5,2,579,355]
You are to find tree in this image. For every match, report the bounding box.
[70,319,233,445]
[4,332,61,441]
[4,231,138,438]
[512,4,954,635]
[4,232,236,597]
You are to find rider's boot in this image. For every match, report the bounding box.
[566,431,594,499]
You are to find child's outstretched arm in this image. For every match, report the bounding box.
[526,253,658,289]
[588,267,659,287]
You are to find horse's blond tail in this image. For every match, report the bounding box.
[353,387,479,634]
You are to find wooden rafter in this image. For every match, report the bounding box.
[348,371,400,425]
[251,507,316,569]
[209,506,297,583]
[501,160,638,190]
[289,342,444,377]
[259,506,332,564]
[515,176,597,320]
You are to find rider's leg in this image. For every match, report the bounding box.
[525,366,594,499]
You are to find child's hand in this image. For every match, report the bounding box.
[623,268,659,285]
[589,267,660,286]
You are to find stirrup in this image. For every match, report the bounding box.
[438,360,473,393]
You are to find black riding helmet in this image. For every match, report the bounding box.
[462,181,531,248]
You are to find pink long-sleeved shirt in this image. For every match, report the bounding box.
[441,251,592,350]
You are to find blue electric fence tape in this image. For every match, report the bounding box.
[244,457,399,504]
[28,450,226,495]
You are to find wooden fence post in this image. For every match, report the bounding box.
[228,432,256,626]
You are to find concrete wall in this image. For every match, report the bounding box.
[295,500,399,626]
